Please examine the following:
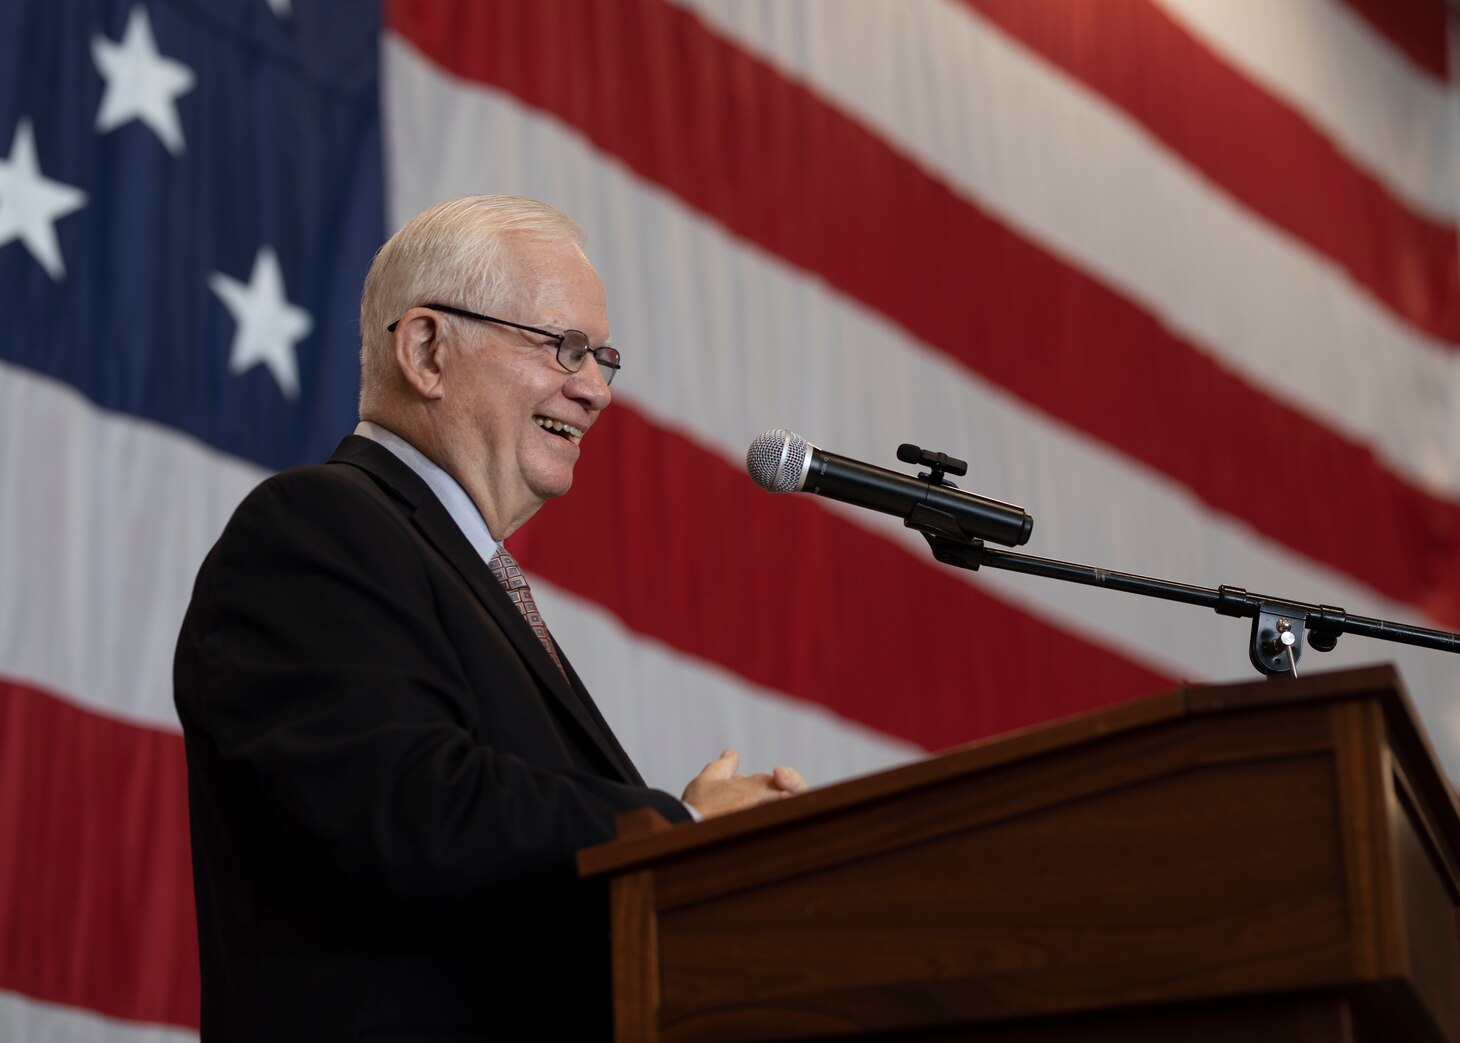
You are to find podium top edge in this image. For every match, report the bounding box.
[579,663,1441,879]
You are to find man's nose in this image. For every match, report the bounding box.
[566,355,612,409]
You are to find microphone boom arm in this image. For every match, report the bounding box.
[911,518,1460,678]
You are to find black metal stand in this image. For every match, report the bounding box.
[898,462,1460,679]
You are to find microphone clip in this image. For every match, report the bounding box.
[897,443,968,489]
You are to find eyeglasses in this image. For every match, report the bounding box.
[388,303,621,386]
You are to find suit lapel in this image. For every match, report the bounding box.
[328,436,640,784]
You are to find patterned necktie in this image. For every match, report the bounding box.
[486,545,567,679]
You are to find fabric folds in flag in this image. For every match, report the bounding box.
[2,0,1458,1035]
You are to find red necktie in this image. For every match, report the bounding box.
[487,545,567,679]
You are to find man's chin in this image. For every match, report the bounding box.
[529,469,576,502]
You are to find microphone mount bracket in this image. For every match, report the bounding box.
[904,502,977,545]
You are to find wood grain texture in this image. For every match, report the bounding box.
[1392,776,1460,1041]
[1330,698,1403,980]
[656,757,1349,1039]
[611,869,661,1043]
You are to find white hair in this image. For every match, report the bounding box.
[357,195,586,411]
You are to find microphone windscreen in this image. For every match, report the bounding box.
[746,429,810,493]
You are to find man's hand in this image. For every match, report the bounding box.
[681,749,808,819]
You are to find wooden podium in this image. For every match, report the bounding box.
[579,666,1460,1042]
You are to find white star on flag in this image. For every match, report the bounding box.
[265,0,292,17]
[0,118,87,280]
[209,246,313,399]
[92,5,196,156]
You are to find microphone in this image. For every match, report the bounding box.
[745,429,1033,547]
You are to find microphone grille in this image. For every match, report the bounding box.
[746,429,810,493]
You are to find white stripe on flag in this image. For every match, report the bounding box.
[0,991,196,1043]
[659,0,1460,498]
[0,363,257,731]
[1152,0,1460,220]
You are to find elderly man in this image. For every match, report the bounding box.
[174,195,805,1042]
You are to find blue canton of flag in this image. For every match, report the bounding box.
[0,0,384,471]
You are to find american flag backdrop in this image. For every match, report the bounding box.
[3,0,1460,1036]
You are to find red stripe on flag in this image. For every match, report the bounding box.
[0,679,199,1029]
[1337,0,1450,81]
[390,0,1460,625]
[514,404,1175,748]
[960,0,1460,344]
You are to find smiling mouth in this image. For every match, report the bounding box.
[534,416,584,445]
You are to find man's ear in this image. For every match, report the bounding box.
[392,309,447,401]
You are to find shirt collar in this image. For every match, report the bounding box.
[354,421,500,567]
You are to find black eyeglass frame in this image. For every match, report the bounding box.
[387,303,621,385]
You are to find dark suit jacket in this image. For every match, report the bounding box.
[174,435,689,1042]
